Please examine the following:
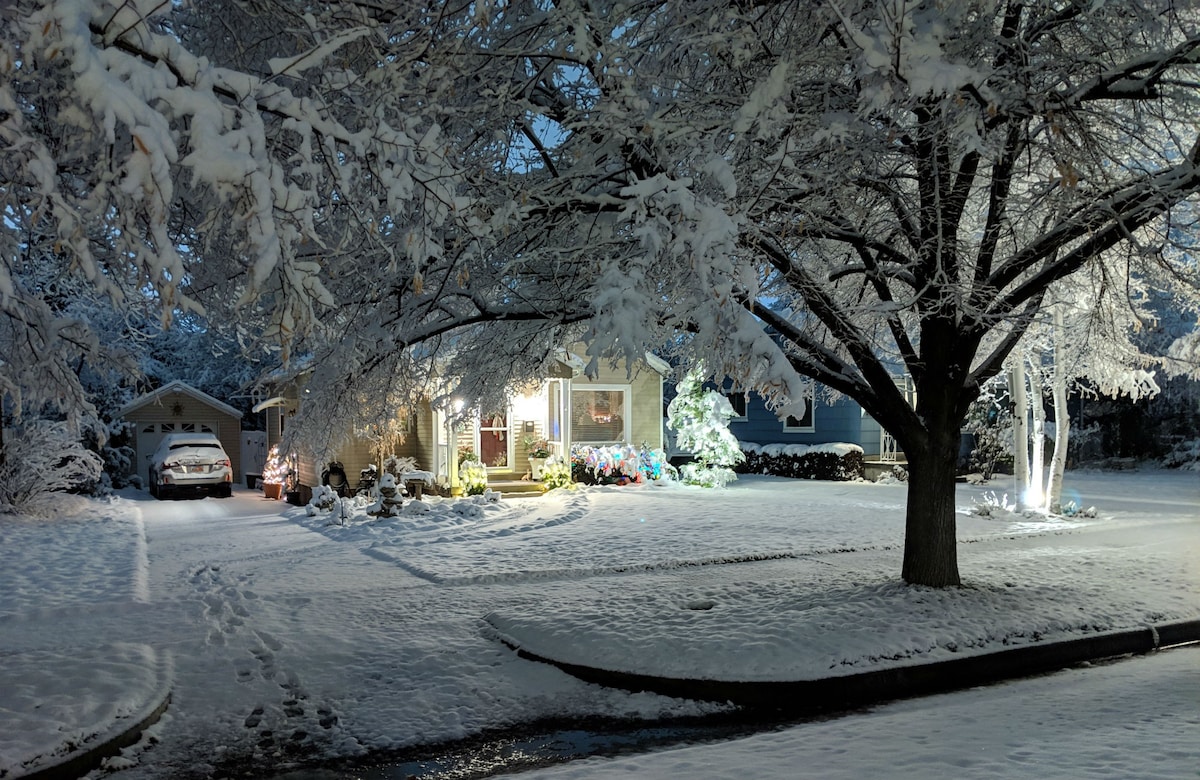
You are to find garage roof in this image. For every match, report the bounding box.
[117,380,242,419]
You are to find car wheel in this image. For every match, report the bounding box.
[214,484,232,498]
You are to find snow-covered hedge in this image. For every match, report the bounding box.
[736,442,865,481]
[1161,437,1200,471]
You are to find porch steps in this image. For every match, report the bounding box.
[863,459,907,481]
[487,479,546,498]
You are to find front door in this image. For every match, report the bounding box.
[478,411,511,469]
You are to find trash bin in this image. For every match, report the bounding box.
[246,473,261,490]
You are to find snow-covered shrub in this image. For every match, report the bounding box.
[306,485,338,516]
[0,419,103,514]
[738,442,865,481]
[1160,437,1200,471]
[667,373,744,486]
[94,418,139,490]
[570,444,672,485]
[539,456,574,491]
[100,442,138,489]
[679,462,737,488]
[383,455,418,477]
[970,491,1015,517]
[366,473,404,516]
[1059,500,1098,518]
[460,460,488,495]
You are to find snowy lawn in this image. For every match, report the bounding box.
[0,469,1196,778]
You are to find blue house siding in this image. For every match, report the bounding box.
[860,411,883,457]
[728,390,874,453]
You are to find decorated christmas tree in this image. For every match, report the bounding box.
[667,372,744,488]
[262,446,289,485]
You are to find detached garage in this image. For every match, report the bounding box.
[118,381,243,486]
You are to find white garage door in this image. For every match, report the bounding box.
[138,422,217,483]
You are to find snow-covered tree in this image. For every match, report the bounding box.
[667,373,744,488]
[0,418,103,514]
[1008,262,1181,513]
[551,1,1200,585]
[7,1,1200,587]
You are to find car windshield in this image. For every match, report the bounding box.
[169,443,222,450]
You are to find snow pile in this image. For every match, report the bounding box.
[741,441,864,457]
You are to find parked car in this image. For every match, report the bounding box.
[148,433,233,499]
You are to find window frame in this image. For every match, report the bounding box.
[724,391,748,421]
[781,387,816,433]
[570,384,631,445]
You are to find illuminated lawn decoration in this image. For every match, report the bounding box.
[570,444,672,486]
[539,457,573,491]
[460,460,489,496]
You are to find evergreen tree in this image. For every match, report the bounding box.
[667,374,744,488]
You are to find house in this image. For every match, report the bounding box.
[259,348,668,497]
[720,384,895,461]
[117,380,244,485]
[718,376,979,476]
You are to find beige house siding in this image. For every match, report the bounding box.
[266,389,424,493]
[123,390,242,483]
[413,400,437,477]
[570,361,664,450]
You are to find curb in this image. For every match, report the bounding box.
[508,618,1200,712]
[11,655,173,780]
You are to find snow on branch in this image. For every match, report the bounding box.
[10,0,471,356]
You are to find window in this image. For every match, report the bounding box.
[571,386,629,444]
[724,392,747,420]
[783,388,815,432]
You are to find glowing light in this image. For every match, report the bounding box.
[1024,484,1044,510]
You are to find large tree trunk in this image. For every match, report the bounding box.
[901,409,963,587]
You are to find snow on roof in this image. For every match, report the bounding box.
[554,349,671,377]
[116,380,242,420]
[251,396,287,413]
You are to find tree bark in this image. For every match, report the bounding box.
[1029,355,1047,508]
[901,432,962,587]
[1046,308,1070,513]
[1010,357,1030,511]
